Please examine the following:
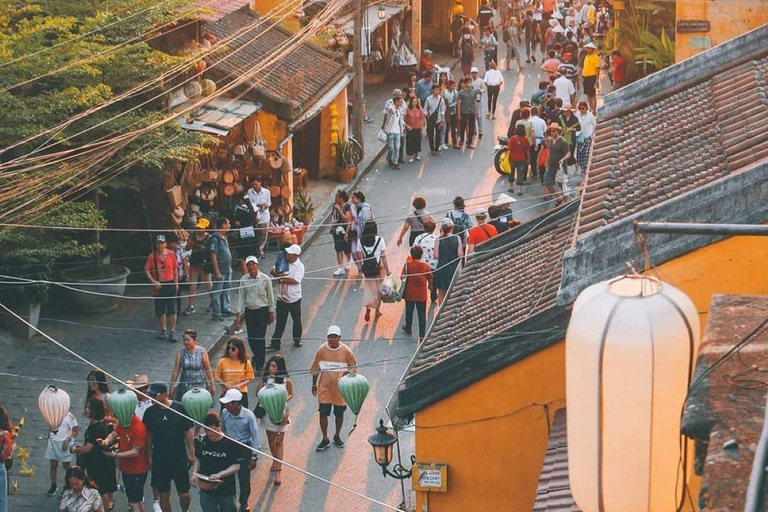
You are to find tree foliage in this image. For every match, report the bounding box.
[614,1,676,81]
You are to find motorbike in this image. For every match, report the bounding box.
[492,136,512,176]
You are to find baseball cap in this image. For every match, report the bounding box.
[155,234,166,243]
[475,207,488,217]
[470,66,479,73]
[147,383,168,396]
[245,255,259,265]
[285,245,302,256]
[219,389,243,404]
[326,325,342,337]
[442,218,454,228]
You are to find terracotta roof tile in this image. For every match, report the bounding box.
[577,53,768,236]
[205,8,348,120]
[193,0,251,22]
[532,409,582,512]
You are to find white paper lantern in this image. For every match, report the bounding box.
[38,385,71,431]
[566,275,700,512]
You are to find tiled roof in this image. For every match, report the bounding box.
[205,8,348,120]
[533,409,582,512]
[577,48,768,236]
[193,0,251,22]
[409,203,578,378]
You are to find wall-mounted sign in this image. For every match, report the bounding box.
[677,20,710,33]
[413,463,448,493]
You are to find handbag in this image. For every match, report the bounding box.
[253,402,266,419]
[274,251,289,274]
[377,129,388,142]
[399,262,409,302]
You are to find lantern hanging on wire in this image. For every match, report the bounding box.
[257,383,288,425]
[38,386,70,431]
[338,373,369,434]
[566,274,700,512]
[182,387,212,424]
[107,389,138,428]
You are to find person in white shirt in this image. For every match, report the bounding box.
[244,177,271,257]
[574,100,597,174]
[423,85,446,156]
[469,67,486,138]
[45,411,78,497]
[553,68,576,108]
[382,90,405,169]
[268,244,305,350]
[483,61,504,119]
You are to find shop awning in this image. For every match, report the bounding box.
[340,3,407,36]
[178,98,262,135]
[288,72,354,130]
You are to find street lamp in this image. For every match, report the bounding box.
[368,419,413,479]
[377,5,387,19]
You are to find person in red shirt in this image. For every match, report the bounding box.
[611,50,627,89]
[144,234,179,342]
[507,124,531,196]
[419,49,434,73]
[401,246,433,343]
[466,208,498,254]
[98,414,149,512]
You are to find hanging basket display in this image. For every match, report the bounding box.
[201,79,217,96]
[338,373,369,434]
[184,81,203,100]
[267,153,283,170]
[38,385,71,431]
[107,389,138,428]
[182,387,212,424]
[257,383,288,425]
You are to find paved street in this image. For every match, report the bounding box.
[1,49,551,512]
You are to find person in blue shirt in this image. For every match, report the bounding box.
[220,390,261,512]
[415,70,434,106]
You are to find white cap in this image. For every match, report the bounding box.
[219,389,243,404]
[494,193,517,206]
[245,255,259,265]
[327,325,342,337]
[551,11,564,19]
[475,207,488,217]
[442,218,454,228]
[470,66,479,73]
[552,24,566,33]
[584,42,598,49]
[285,244,302,256]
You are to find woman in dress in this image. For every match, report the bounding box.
[214,337,255,408]
[331,190,353,277]
[71,397,116,512]
[359,221,392,322]
[59,466,104,512]
[397,196,430,247]
[350,191,374,275]
[574,100,596,174]
[255,355,293,486]
[170,328,216,401]
[433,218,464,305]
[404,97,425,163]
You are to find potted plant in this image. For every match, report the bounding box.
[336,139,359,183]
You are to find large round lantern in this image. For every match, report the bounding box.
[338,373,369,434]
[182,387,212,424]
[107,389,138,428]
[257,383,287,425]
[38,386,70,431]
[566,275,700,512]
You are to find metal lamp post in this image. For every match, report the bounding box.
[368,419,414,509]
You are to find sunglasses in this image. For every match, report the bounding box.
[228,345,238,351]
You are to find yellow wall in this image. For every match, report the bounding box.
[318,87,349,178]
[675,1,768,61]
[254,0,301,17]
[414,342,566,512]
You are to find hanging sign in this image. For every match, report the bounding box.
[676,20,710,33]
[412,463,448,493]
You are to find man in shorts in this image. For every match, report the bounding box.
[311,325,359,451]
[582,42,601,114]
[98,413,149,512]
[143,383,194,512]
[144,234,179,342]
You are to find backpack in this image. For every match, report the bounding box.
[189,234,212,270]
[361,238,382,278]
[462,38,474,56]
[447,211,473,239]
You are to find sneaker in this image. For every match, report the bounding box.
[153,502,162,512]
[293,340,303,348]
[266,343,281,352]
[439,144,449,150]
[333,435,345,448]
[47,484,58,497]
[222,310,235,317]
[168,331,177,343]
[402,325,412,335]
[183,305,196,315]
[486,113,490,119]
[333,267,345,276]
[316,439,331,451]
[157,330,167,340]
[212,315,224,322]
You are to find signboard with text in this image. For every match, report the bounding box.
[412,463,448,493]
[677,20,711,33]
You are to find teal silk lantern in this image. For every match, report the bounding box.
[338,373,369,434]
[107,388,138,427]
[257,383,287,425]
[182,387,212,423]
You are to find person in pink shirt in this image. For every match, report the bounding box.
[541,50,561,82]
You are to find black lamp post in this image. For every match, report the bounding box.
[368,419,414,509]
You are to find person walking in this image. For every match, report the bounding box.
[502,19,522,72]
[184,219,212,316]
[97,413,149,512]
[466,208,498,254]
[544,123,571,205]
[457,78,478,149]
[413,218,438,302]
[234,256,275,378]
[70,397,116,512]
[45,405,78,497]
[311,326,358,451]
[397,196,430,247]
[423,84,446,157]
[460,31,476,76]
[522,10,539,63]
[268,244,304,350]
[443,80,460,149]
[483,61,504,119]
[507,124,531,196]
[433,219,464,305]
[209,218,234,322]
[59,466,105,512]
[144,234,179,342]
[215,337,255,409]
[142,383,194,512]
[480,27,498,72]
[192,412,242,512]
[220,389,261,512]
[166,233,190,317]
[0,406,14,512]
[404,97,424,163]
[469,67,486,139]
[331,190,353,276]
[553,67,576,108]
[244,178,271,258]
[575,100,596,174]
[255,355,293,486]
[359,221,392,322]
[445,196,473,243]
[400,246,433,343]
[350,191,374,275]
[558,105,581,168]
[382,90,405,169]
[169,329,216,401]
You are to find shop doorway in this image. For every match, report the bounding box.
[292,115,322,178]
